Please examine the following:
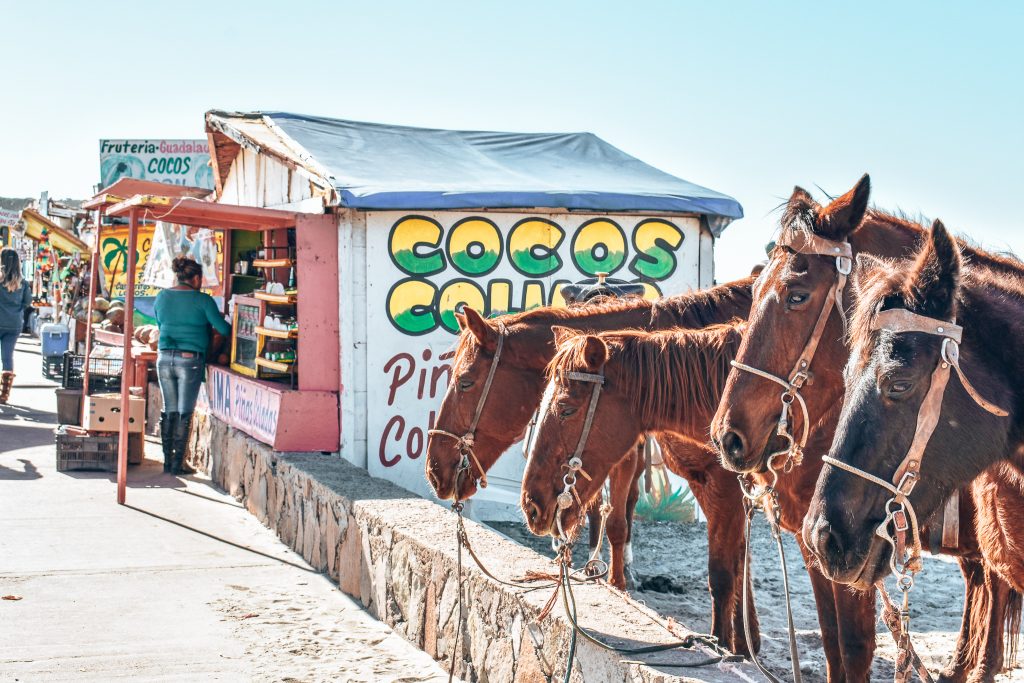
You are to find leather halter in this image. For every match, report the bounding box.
[428,320,507,492]
[822,308,1007,576]
[731,231,853,471]
[543,369,602,541]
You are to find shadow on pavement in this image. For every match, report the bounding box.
[0,458,42,480]
[124,503,320,573]
[0,421,58,450]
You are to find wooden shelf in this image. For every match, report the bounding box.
[255,325,298,339]
[254,291,297,304]
[255,357,295,373]
[252,258,293,269]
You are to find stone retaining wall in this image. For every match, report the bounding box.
[187,412,754,682]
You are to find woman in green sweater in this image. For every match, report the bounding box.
[154,256,231,474]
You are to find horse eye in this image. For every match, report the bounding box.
[558,404,578,419]
[458,378,475,391]
[787,292,810,307]
[888,381,912,396]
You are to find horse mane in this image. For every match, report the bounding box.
[779,202,1024,276]
[548,323,743,434]
[651,276,755,327]
[448,296,654,373]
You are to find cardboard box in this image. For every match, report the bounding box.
[84,393,145,433]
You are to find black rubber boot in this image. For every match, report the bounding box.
[160,412,178,473]
[172,412,196,475]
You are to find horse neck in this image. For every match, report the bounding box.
[651,277,753,329]
[957,281,1024,465]
[512,304,655,369]
[850,213,922,259]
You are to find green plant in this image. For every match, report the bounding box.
[634,466,696,523]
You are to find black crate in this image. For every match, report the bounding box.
[55,429,143,471]
[56,431,118,471]
[61,352,123,391]
[42,355,64,380]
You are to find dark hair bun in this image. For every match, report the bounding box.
[172,256,203,281]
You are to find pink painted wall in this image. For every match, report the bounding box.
[276,390,340,451]
[296,213,341,392]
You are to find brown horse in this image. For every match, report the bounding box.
[710,176,1021,681]
[805,220,1024,625]
[521,324,879,681]
[424,280,758,653]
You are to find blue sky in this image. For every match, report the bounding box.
[3,1,1021,280]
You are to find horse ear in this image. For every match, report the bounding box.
[911,219,961,318]
[851,252,886,297]
[818,174,871,240]
[581,335,608,371]
[454,312,467,330]
[551,325,575,346]
[462,307,498,353]
[788,186,819,214]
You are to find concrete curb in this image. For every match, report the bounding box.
[188,413,758,682]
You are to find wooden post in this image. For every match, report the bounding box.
[117,208,139,505]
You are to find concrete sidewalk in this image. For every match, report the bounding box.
[0,336,450,682]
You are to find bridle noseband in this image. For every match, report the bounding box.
[429,321,507,495]
[731,231,853,477]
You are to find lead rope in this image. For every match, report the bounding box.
[740,470,803,683]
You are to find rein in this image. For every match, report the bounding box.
[821,307,1007,683]
[730,231,853,470]
[429,321,508,492]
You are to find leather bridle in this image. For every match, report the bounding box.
[429,321,507,494]
[821,307,1007,683]
[531,368,602,542]
[822,308,1007,580]
[730,231,853,475]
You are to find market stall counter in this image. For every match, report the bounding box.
[102,193,341,503]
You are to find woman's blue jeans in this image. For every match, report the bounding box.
[0,329,19,372]
[156,350,206,413]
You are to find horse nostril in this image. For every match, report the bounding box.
[524,498,542,526]
[809,517,842,561]
[720,430,746,461]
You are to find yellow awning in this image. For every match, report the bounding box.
[21,208,88,254]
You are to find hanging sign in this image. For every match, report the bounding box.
[99,139,214,189]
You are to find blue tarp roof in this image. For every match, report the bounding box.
[256,112,742,227]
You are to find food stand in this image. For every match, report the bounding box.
[102,194,340,504]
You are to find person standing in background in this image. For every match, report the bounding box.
[0,248,31,404]
[154,256,231,474]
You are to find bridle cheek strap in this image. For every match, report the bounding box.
[554,370,604,541]
[730,232,852,467]
[428,321,508,491]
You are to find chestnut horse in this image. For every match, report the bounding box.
[522,324,879,681]
[805,221,1024,654]
[711,176,1021,681]
[424,280,758,653]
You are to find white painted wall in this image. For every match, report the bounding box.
[341,209,711,518]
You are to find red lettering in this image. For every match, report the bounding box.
[379,415,404,467]
[383,352,415,406]
[406,427,424,459]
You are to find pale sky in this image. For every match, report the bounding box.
[3,0,1021,280]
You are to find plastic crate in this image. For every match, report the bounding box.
[61,352,123,391]
[42,355,64,380]
[56,430,118,471]
[55,429,143,471]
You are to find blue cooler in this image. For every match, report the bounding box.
[41,323,70,379]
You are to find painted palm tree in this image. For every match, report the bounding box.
[102,236,137,292]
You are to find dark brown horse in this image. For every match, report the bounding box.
[710,176,1021,681]
[521,324,878,681]
[424,280,758,653]
[805,219,1024,611]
